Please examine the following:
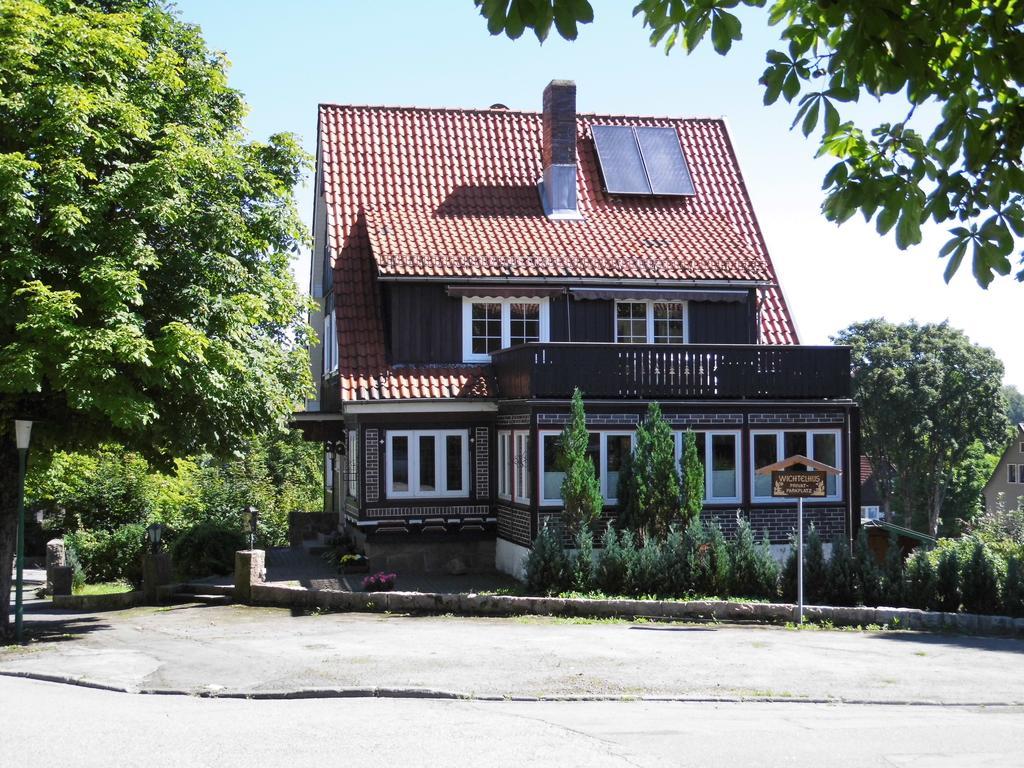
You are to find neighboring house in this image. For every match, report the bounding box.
[861,519,935,565]
[294,80,860,578]
[982,423,1024,512]
[859,455,883,521]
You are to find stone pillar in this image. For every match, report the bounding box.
[50,566,73,597]
[142,552,173,604]
[234,549,266,604]
[45,538,66,593]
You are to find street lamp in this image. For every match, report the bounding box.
[14,419,32,644]
[243,506,258,550]
[146,523,164,553]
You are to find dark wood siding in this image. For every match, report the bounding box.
[385,283,462,363]
[568,297,615,342]
[688,299,754,344]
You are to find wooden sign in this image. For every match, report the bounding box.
[771,471,827,498]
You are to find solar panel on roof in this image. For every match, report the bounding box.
[591,125,652,195]
[635,127,695,196]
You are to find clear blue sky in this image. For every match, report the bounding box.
[174,0,1023,388]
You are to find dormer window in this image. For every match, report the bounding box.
[462,297,550,362]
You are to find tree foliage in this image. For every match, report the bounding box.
[558,388,603,536]
[621,402,680,540]
[1002,385,1024,427]
[476,0,1024,286]
[834,319,1009,535]
[0,0,312,632]
[678,429,704,526]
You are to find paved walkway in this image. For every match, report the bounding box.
[3,600,1024,703]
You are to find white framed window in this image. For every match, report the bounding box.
[1020,464,1024,484]
[1019,442,1024,454]
[614,300,687,344]
[674,430,741,504]
[513,431,531,504]
[385,430,469,499]
[325,450,334,490]
[539,430,631,506]
[1012,464,1019,484]
[462,297,550,362]
[347,430,359,501]
[497,431,512,500]
[750,429,843,503]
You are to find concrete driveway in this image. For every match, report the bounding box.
[3,599,1024,703]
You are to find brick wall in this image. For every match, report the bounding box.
[748,412,844,426]
[474,426,489,499]
[364,428,379,503]
[496,505,531,547]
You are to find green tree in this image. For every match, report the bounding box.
[558,389,603,537]
[1003,386,1024,427]
[0,0,312,633]
[833,320,1009,535]
[803,525,827,604]
[477,0,1024,286]
[625,402,681,540]
[678,429,704,526]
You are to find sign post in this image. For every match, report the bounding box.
[756,456,841,625]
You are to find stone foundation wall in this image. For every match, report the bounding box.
[357,536,497,575]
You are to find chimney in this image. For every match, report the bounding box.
[540,80,580,219]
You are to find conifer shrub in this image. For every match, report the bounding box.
[570,528,595,593]
[730,519,761,599]
[803,525,827,604]
[904,548,937,610]
[1004,557,1024,618]
[679,429,704,527]
[626,402,681,540]
[935,547,961,612]
[660,525,690,598]
[961,538,1001,615]
[688,521,730,598]
[782,536,798,602]
[853,527,882,606]
[618,529,641,595]
[525,523,568,595]
[752,532,781,600]
[632,537,664,596]
[826,535,857,607]
[594,526,627,595]
[559,389,603,537]
[881,535,906,606]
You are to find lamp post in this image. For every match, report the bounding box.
[14,419,32,644]
[243,506,258,550]
[146,523,164,553]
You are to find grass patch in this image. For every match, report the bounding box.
[73,581,133,596]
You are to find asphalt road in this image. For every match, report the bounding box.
[2,676,1022,767]
[4,600,1024,703]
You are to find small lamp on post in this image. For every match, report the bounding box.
[13,420,33,644]
[146,523,164,554]
[243,506,258,550]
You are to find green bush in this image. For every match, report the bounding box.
[570,528,595,593]
[631,537,663,596]
[782,536,797,602]
[65,524,146,586]
[853,528,882,606]
[752,532,781,600]
[617,530,641,596]
[595,527,628,595]
[961,538,1001,615]
[826,536,857,607]
[559,389,603,537]
[803,526,827,604]
[935,548,961,612]
[660,525,690,597]
[904,549,937,610]
[1005,557,1024,618]
[730,519,761,599]
[524,523,568,596]
[689,521,731,598]
[881,535,905,606]
[170,520,247,579]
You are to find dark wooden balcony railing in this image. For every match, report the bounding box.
[491,343,851,400]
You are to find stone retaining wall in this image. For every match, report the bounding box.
[249,584,1024,637]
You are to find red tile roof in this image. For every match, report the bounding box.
[319,103,798,402]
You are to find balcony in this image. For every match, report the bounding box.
[491,343,851,401]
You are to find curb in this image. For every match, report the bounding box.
[2,670,1021,707]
